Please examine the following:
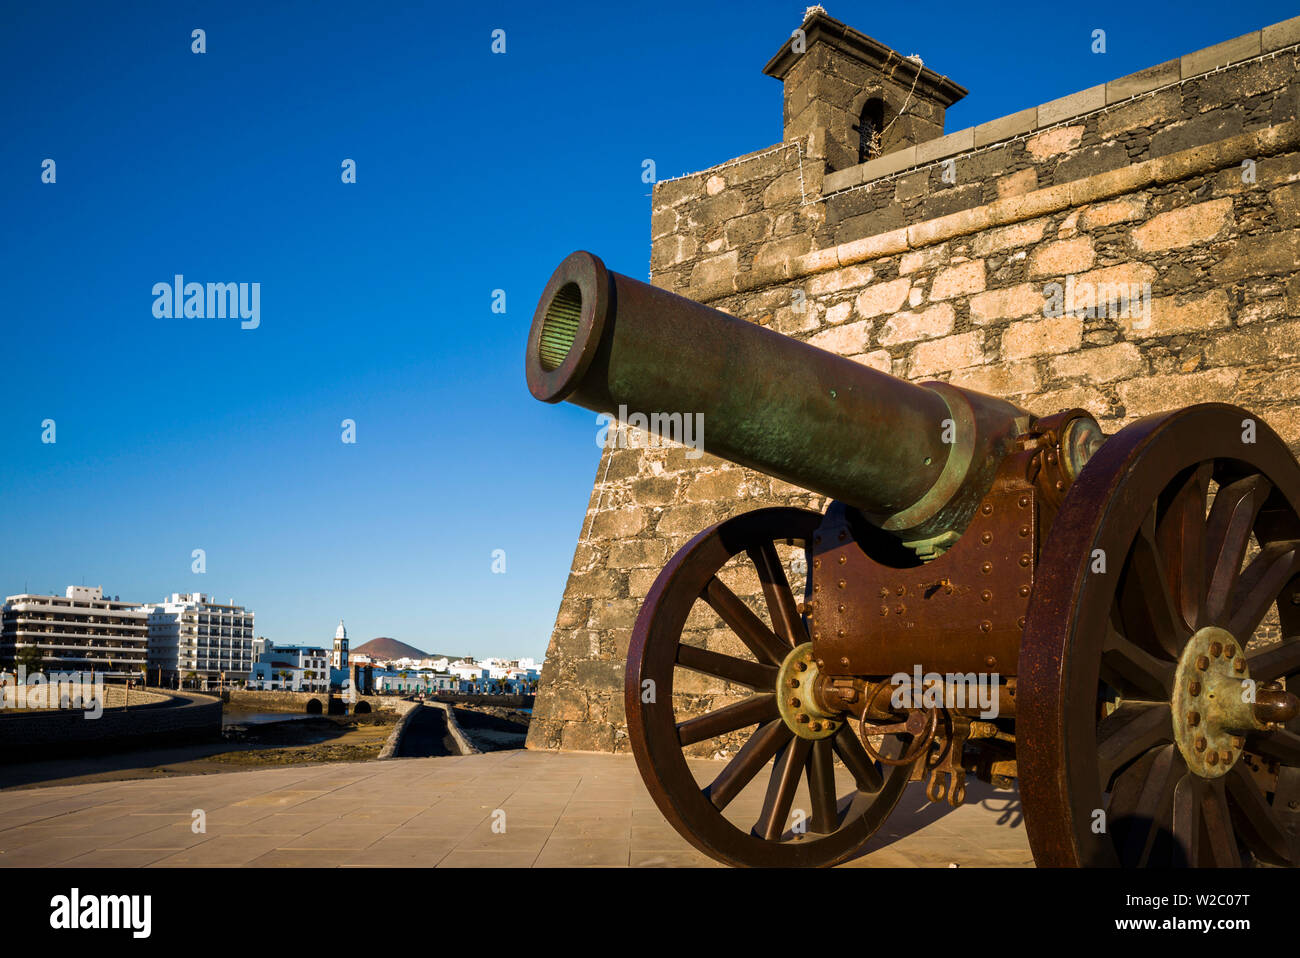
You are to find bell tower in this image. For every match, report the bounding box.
[762,6,967,172]
[332,619,348,670]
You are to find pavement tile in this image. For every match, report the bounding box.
[535,837,630,867]
[437,848,542,867]
[283,822,396,850]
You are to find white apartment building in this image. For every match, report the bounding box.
[0,586,148,678]
[145,593,254,688]
[248,641,330,692]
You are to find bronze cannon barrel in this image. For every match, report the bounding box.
[525,251,1030,547]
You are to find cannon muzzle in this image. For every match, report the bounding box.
[526,251,1033,551]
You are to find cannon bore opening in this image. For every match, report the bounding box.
[538,282,583,371]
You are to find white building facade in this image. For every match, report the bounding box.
[145,593,254,688]
[248,641,330,692]
[0,586,147,678]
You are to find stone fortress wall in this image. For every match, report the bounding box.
[527,10,1300,753]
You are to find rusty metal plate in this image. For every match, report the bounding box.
[809,484,1036,678]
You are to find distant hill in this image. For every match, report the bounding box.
[351,637,433,661]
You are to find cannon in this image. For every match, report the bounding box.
[526,250,1300,867]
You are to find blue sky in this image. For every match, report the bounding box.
[1,0,1293,659]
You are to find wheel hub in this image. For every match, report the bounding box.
[1171,627,1254,778]
[776,642,842,740]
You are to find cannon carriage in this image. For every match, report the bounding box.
[526,250,1300,867]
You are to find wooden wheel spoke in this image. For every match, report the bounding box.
[1111,745,1182,867]
[1101,625,1176,701]
[675,644,778,690]
[702,576,789,666]
[1246,727,1300,767]
[1225,762,1294,866]
[1201,779,1242,867]
[1204,475,1272,624]
[1247,638,1300,684]
[832,724,884,793]
[755,736,811,840]
[1097,703,1173,789]
[1171,773,1204,865]
[704,719,791,811]
[1228,540,1300,642]
[805,739,840,834]
[1171,773,1239,866]
[1155,463,1211,633]
[676,693,778,747]
[1120,511,1189,658]
[746,539,807,647]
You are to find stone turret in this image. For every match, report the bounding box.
[762,7,967,171]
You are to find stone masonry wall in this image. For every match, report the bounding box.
[527,22,1300,754]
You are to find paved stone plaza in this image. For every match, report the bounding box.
[0,751,1031,867]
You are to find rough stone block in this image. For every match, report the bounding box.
[653,175,703,209]
[910,331,984,376]
[948,361,1039,396]
[1029,237,1096,278]
[878,303,955,345]
[969,284,1046,324]
[1002,315,1083,360]
[607,539,668,569]
[1048,343,1145,383]
[589,507,646,540]
[854,277,911,318]
[1270,183,1300,227]
[899,244,949,275]
[1210,231,1300,282]
[807,318,872,354]
[691,190,747,227]
[929,259,986,300]
[1127,289,1231,339]
[850,349,894,374]
[807,263,874,296]
[1098,89,1180,137]
[560,721,615,753]
[688,250,739,294]
[1118,368,1241,417]
[1055,142,1130,183]
[1080,195,1149,231]
[1025,125,1084,160]
[1150,109,1245,159]
[725,212,774,248]
[764,170,805,206]
[996,168,1039,200]
[973,219,1048,256]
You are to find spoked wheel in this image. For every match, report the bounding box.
[1020,404,1300,866]
[626,507,912,867]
